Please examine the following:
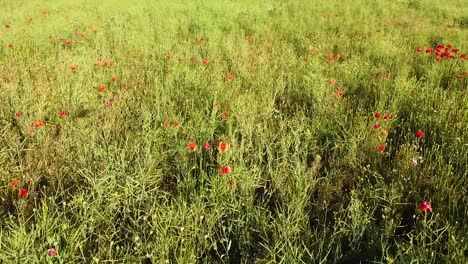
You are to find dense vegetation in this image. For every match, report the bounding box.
[0,0,467,262]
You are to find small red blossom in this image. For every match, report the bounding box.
[202,58,209,65]
[121,83,127,88]
[15,112,21,118]
[373,122,381,129]
[188,142,197,152]
[415,130,425,139]
[65,39,73,45]
[103,61,112,67]
[47,248,58,256]
[329,79,335,85]
[374,112,381,118]
[221,110,229,119]
[19,189,28,198]
[70,65,78,71]
[461,54,467,59]
[225,73,233,82]
[377,144,385,153]
[98,85,106,92]
[166,53,173,60]
[7,43,13,48]
[425,47,434,53]
[204,142,211,150]
[11,179,19,187]
[5,24,10,29]
[199,37,204,43]
[172,121,180,127]
[163,120,170,127]
[383,114,391,120]
[111,77,116,82]
[34,120,45,127]
[415,47,422,52]
[59,110,69,117]
[418,201,432,213]
[381,129,388,137]
[218,141,229,154]
[190,57,196,63]
[456,74,463,79]
[334,87,343,98]
[219,165,232,175]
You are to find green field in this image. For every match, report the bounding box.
[1,0,467,263]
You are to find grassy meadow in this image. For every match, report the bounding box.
[0,0,467,262]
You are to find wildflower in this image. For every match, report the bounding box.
[461,54,467,59]
[380,129,388,137]
[111,77,116,82]
[329,79,335,85]
[373,122,381,129]
[59,110,69,117]
[199,37,204,43]
[7,43,13,48]
[188,142,197,152]
[383,114,391,120]
[15,112,21,118]
[19,189,28,198]
[221,110,229,119]
[376,72,382,78]
[65,40,72,45]
[374,112,381,118]
[166,53,173,60]
[98,85,106,92]
[415,47,422,52]
[103,61,112,67]
[418,201,432,213]
[190,57,196,63]
[121,83,127,88]
[202,58,209,65]
[47,248,57,256]
[334,87,343,98]
[11,179,19,187]
[105,101,113,108]
[456,74,463,79]
[415,130,425,139]
[172,121,180,127]
[377,144,385,153]
[163,120,170,127]
[204,142,211,150]
[70,65,78,71]
[218,141,229,153]
[425,47,434,53]
[34,120,45,127]
[219,165,232,175]
[5,24,10,29]
[225,73,233,82]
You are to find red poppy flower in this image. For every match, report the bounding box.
[415,130,425,139]
[204,142,211,150]
[225,73,233,82]
[199,37,204,43]
[47,248,58,257]
[373,122,381,129]
[172,121,180,127]
[202,58,209,65]
[103,61,112,67]
[190,57,196,63]
[11,179,19,187]
[65,40,73,45]
[163,120,170,127]
[59,110,69,117]
[456,74,463,79]
[166,53,173,60]
[377,144,385,153]
[329,79,335,85]
[334,87,343,98]
[221,110,229,119]
[19,189,28,198]
[425,47,434,53]
[34,120,45,127]
[121,83,127,88]
[461,54,467,60]
[111,77,116,82]
[374,112,381,118]
[385,73,390,79]
[376,72,382,78]
[415,47,422,52]
[218,141,229,154]
[5,24,10,29]
[219,165,232,175]
[98,85,106,92]
[7,43,13,48]
[188,142,197,152]
[15,112,21,118]
[418,201,432,212]
[383,114,391,120]
[70,65,78,71]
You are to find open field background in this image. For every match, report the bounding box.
[0,0,467,263]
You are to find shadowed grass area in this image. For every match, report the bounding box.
[0,0,467,263]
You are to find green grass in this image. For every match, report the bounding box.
[0,0,467,263]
